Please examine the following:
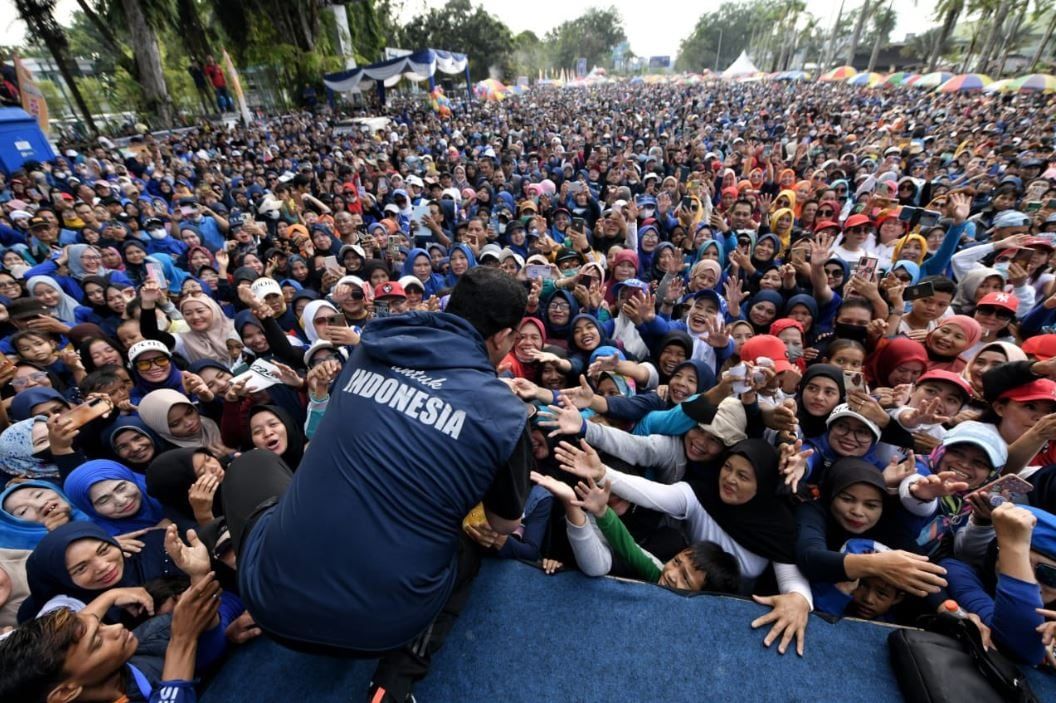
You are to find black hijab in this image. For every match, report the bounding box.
[821,458,916,551]
[690,438,796,563]
[247,404,305,470]
[797,364,845,439]
[146,447,224,525]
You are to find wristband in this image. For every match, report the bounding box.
[580,418,588,437]
[552,390,561,406]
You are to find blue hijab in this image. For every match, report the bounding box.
[444,243,478,287]
[541,289,580,342]
[402,247,446,297]
[148,252,190,295]
[63,460,166,536]
[129,350,183,405]
[696,239,727,268]
[891,260,921,285]
[0,480,91,550]
[106,415,165,466]
[9,387,70,422]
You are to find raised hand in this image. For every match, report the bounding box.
[306,358,342,398]
[724,276,746,310]
[702,313,731,348]
[779,439,814,493]
[537,396,584,438]
[909,470,970,502]
[188,474,221,523]
[571,477,611,518]
[559,374,596,410]
[182,371,214,402]
[164,524,212,577]
[271,361,304,388]
[901,397,951,428]
[530,470,576,503]
[587,353,620,379]
[882,451,917,488]
[553,439,606,482]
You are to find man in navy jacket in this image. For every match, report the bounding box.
[226,266,532,703]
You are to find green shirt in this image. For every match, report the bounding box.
[595,507,662,582]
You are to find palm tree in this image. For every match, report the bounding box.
[928,0,965,71]
[867,0,897,71]
[826,0,846,68]
[995,0,1031,75]
[14,0,98,134]
[846,0,874,65]
[975,0,1012,72]
[1030,0,1056,70]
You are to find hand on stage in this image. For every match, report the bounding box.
[751,592,809,656]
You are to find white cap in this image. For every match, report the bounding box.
[398,275,425,292]
[405,175,424,187]
[337,275,367,291]
[250,277,283,299]
[128,339,171,362]
[478,244,502,262]
[383,203,400,214]
[826,403,882,441]
[303,339,337,366]
[442,187,462,203]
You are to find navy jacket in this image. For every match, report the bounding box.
[238,312,529,651]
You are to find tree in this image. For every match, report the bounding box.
[846,0,873,64]
[1029,0,1056,70]
[399,0,515,80]
[345,0,387,64]
[928,0,964,70]
[545,6,627,72]
[867,0,897,71]
[14,0,97,134]
[676,0,784,72]
[119,0,174,126]
[975,0,1011,71]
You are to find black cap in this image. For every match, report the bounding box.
[100,196,120,206]
[8,298,49,319]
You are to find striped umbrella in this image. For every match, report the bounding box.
[883,71,918,87]
[1009,73,1056,93]
[985,78,1016,93]
[936,73,992,92]
[847,71,884,86]
[819,65,857,81]
[913,71,954,88]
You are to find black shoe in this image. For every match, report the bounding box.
[367,682,416,703]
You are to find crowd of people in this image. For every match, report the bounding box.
[0,77,1054,701]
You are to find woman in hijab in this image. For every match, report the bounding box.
[63,460,168,536]
[66,243,132,287]
[16,521,179,623]
[146,447,226,527]
[300,299,342,344]
[796,365,846,440]
[951,267,1007,316]
[558,438,813,653]
[0,480,90,550]
[742,289,784,335]
[444,242,478,288]
[127,341,184,404]
[796,458,932,615]
[961,341,1027,402]
[767,209,795,253]
[402,247,446,298]
[539,289,580,349]
[27,275,90,325]
[137,388,228,454]
[246,404,306,470]
[170,294,239,363]
[498,317,548,381]
[924,316,983,373]
[865,337,930,388]
[696,239,726,269]
[108,415,166,471]
[0,417,60,480]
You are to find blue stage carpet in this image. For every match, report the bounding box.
[201,560,1056,702]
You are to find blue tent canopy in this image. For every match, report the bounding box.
[324,49,471,103]
[0,108,57,175]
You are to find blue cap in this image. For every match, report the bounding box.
[612,278,649,297]
[941,421,1007,468]
[1024,505,1056,561]
[991,210,1030,229]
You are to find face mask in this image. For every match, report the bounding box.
[834,322,869,343]
[148,228,167,240]
[497,222,506,235]
[786,342,804,361]
[33,447,53,462]
[561,268,578,278]
[993,261,1010,277]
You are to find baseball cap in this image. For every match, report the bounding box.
[813,220,841,232]
[826,403,882,441]
[976,291,1018,313]
[1023,236,1056,251]
[251,277,283,300]
[28,216,49,229]
[383,203,400,215]
[7,298,49,320]
[696,397,748,447]
[612,278,650,298]
[478,244,503,263]
[1022,334,1056,360]
[915,369,973,399]
[998,378,1056,403]
[375,281,406,300]
[991,210,1030,229]
[739,334,794,374]
[303,339,337,367]
[941,421,1008,469]
[843,214,874,230]
[398,275,424,292]
[405,175,424,188]
[128,339,171,363]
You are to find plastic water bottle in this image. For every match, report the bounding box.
[942,599,969,619]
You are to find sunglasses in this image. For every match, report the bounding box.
[975,305,1014,321]
[134,356,171,372]
[1037,562,1056,589]
[818,209,835,216]
[314,314,347,326]
[825,268,845,278]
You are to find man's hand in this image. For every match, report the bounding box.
[751,593,810,656]
[553,439,606,482]
[464,521,509,550]
[225,611,262,645]
[306,359,342,398]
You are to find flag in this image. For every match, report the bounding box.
[13,53,49,134]
[221,48,252,126]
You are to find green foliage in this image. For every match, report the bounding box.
[346,0,388,64]
[544,6,626,71]
[398,0,514,80]
[676,0,785,71]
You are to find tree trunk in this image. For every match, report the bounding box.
[846,0,872,65]
[959,11,988,72]
[19,20,96,133]
[1030,11,1056,71]
[176,0,212,62]
[928,5,959,71]
[976,1,1011,72]
[120,0,174,127]
[867,0,893,72]
[826,0,846,68]
[995,1,1028,76]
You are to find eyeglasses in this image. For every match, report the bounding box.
[314,314,346,326]
[1036,562,1056,588]
[976,305,1014,321]
[11,372,48,389]
[134,356,171,372]
[549,300,571,311]
[82,254,102,261]
[349,291,365,301]
[831,420,873,444]
[818,209,835,217]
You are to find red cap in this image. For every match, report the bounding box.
[769,318,804,338]
[915,369,973,399]
[844,214,874,230]
[1022,334,1056,361]
[813,220,841,232]
[739,334,793,373]
[374,281,406,299]
[1023,236,1056,251]
[976,292,1018,313]
[998,378,1056,403]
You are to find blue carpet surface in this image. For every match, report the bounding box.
[201,560,1056,702]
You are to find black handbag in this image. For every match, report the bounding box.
[887,613,1038,703]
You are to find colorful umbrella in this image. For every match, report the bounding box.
[936,73,992,92]
[819,66,857,82]
[882,71,918,87]
[914,71,954,88]
[984,78,1015,93]
[474,78,509,101]
[1009,73,1056,93]
[777,70,809,81]
[847,72,884,87]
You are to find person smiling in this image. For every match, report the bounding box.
[63,461,169,537]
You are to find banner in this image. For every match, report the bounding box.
[221,48,252,126]
[13,53,49,134]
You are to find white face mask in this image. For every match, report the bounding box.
[148,228,168,240]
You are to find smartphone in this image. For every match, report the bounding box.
[58,396,113,430]
[917,209,942,229]
[969,474,1033,505]
[387,235,401,256]
[1026,201,1043,213]
[903,281,935,301]
[853,256,879,281]
[681,196,693,210]
[462,502,488,530]
[525,264,553,281]
[572,217,587,232]
[322,255,343,276]
[374,300,390,319]
[145,261,167,287]
[843,370,869,395]
[898,206,919,222]
[1047,198,1056,209]
[729,362,752,394]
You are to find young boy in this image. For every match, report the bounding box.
[845,576,906,621]
[532,471,740,593]
[10,330,83,388]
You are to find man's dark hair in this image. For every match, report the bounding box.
[0,607,81,702]
[838,297,874,316]
[445,266,527,339]
[732,198,754,212]
[687,541,741,594]
[80,367,125,394]
[919,274,956,297]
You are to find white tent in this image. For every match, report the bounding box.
[721,51,761,80]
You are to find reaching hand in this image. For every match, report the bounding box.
[702,314,730,348]
[882,451,917,488]
[946,191,971,224]
[164,524,212,577]
[115,527,154,555]
[587,353,620,379]
[901,397,951,428]
[1036,607,1056,667]
[537,396,584,438]
[571,477,611,518]
[559,375,596,410]
[306,359,342,398]
[553,439,606,482]
[909,471,970,502]
[991,502,1038,550]
[779,440,814,493]
[751,593,809,656]
[109,586,155,619]
[271,361,304,388]
[182,371,214,402]
[170,572,221,640]
[871,550,948,597]
[530,470,576,503]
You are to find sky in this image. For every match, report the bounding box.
[0,0,941,62]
